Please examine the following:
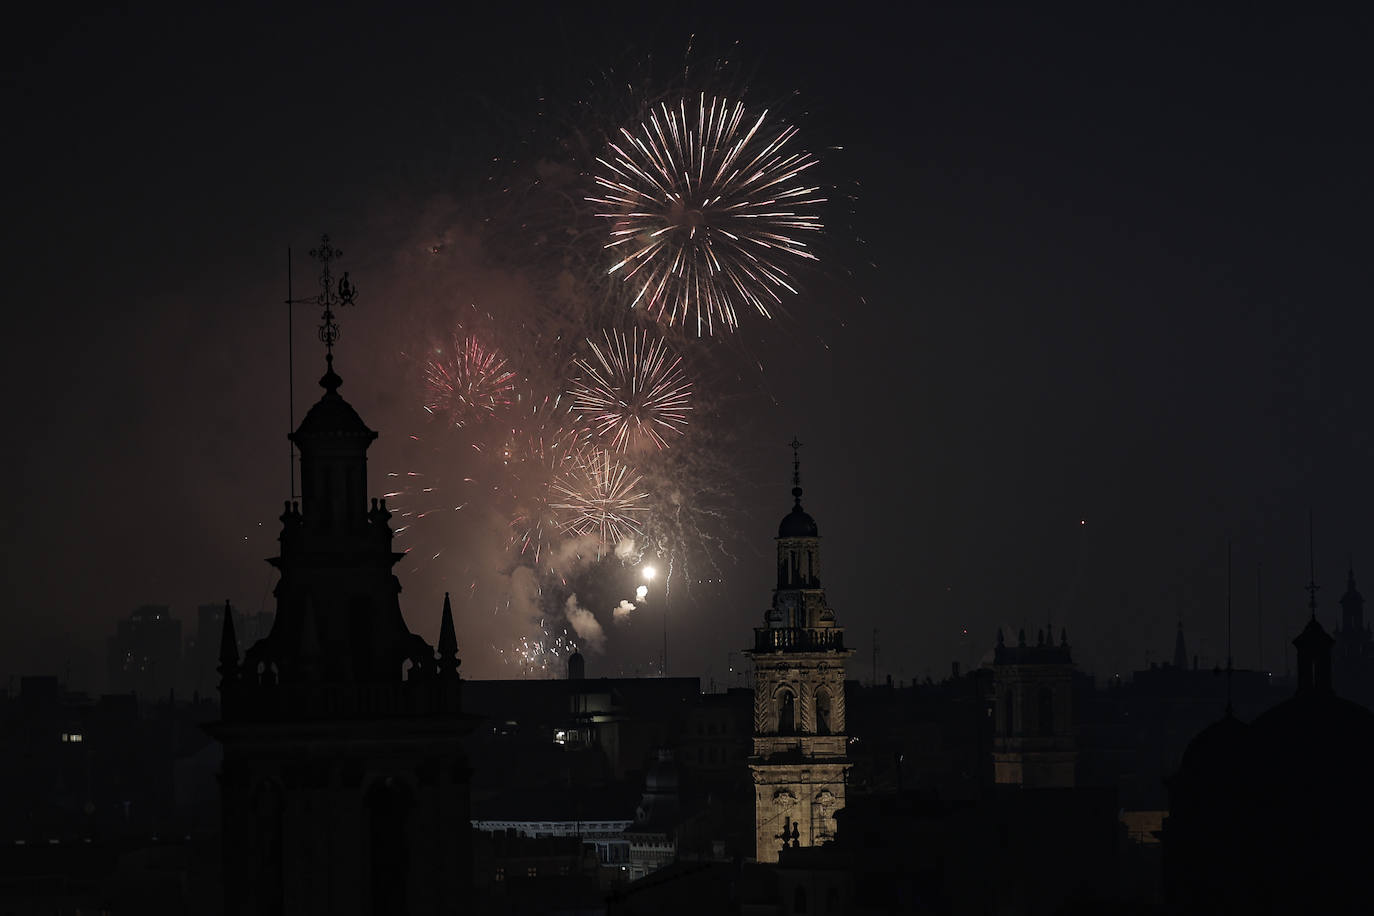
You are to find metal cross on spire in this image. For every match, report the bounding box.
[306,234,358,359]
[789,437,803,487]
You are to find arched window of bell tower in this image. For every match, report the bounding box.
[815,688,832,735]
[777,688,797,735]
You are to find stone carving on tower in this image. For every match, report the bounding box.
[745,441,853,863]
[207,238,474,916]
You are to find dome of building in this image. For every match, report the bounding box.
[292,357,376,442]
[780,480,818,538]
[778,498,819,538]
[1177,711,1249,776]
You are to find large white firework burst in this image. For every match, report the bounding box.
[590,94,825,335]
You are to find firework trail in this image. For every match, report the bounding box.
[590,94,825,335]
[569,327,692,453]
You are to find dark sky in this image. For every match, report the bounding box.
[5,4,1374,690]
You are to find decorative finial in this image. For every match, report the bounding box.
[437,592,460,677]
[789,437,804,505]
[307,234,358,364]
[217,599,239,687]
[1306,509,1320,620]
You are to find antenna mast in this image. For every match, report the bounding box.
[286,248,296,500]
[1226,541,1233,713]
[1256,564,1263,674]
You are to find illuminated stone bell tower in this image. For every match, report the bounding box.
[745,441,852,863]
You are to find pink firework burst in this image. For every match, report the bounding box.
[423,333,518,428]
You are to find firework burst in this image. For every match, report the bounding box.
[590,94,825,334]
[550,447,649,545]
[569,328,692,452]
[423,333,519,428]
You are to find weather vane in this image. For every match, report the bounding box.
[789,437,804,489]
[307,234,358,358]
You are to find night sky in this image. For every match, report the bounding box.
[6,5,1374,690]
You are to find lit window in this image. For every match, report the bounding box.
[70,734,83,743]
[527,866,537,878]
[494,867,504,883]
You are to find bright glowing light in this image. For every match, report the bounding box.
[569,328,691,452]
[590,94,825,335]
[642,565,657,581]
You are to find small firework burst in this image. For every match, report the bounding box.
[590,94,825,334]
[550,447,649,545]
[569,328,692,452]
[499,392,587,471]
[423,333,518,428]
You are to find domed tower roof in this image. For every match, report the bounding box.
[777,437,818,538]
[291,355,377,445]
[1179,710,1250,775]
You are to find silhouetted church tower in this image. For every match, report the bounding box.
[209,239,472,916]
[745,441,852,863]
[991,626,1077,787]
[1334,563,1374,701]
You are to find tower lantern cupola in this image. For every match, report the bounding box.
[290,357,377,533]
[776,437,822,593]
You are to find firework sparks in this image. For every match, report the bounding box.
[423,332,518,428]
[590,94,825,334]
[550,447,649,545]
[569,328,692,452]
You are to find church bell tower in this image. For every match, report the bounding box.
[746,441,853,863]
[208,239,473,916]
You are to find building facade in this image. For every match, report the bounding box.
[745,452,852,863]
[991,627,1077,788]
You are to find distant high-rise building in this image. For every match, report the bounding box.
[106,604,181,697]
[746,445,852,863]
[188,602,275,696]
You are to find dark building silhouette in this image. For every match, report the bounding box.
[1333,563,1374,705]
[1165,607,1374,914]
[991,626,1076,787]
[208,339,473,915]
